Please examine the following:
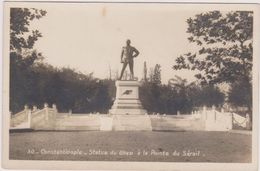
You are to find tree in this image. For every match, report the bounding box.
[173,11,253,85]
[140,75,224,114]
[10,8,47,113]
[228,79,252,111]
[195,85,225,107]
[168,76,195,113]
[149,64,161,85]
[10,8,47,51]
[168,76,225,109]
[168,76,189,93]
[143,61,148,82]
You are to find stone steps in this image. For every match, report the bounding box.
[112,115,152,131]
[10,121,29,129]
[55,125,100,131]
[151,117,204,131]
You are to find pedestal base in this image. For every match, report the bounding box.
[109,108,147,115]
[109,80,147,115]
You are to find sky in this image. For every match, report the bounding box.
[30,3,205,84]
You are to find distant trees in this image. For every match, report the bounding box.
[149,64,161,85]
[140,76,224,114]
[11,60,114,113]
[190,84,225,108]
[29,64,113,113]
[140,64,224,114]
[143,61,148,82]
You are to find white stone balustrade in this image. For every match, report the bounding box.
[10,103,251,131]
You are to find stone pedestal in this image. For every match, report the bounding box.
[109,80,147,115]
[109,80,151,130]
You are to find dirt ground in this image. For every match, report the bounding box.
[9,131,251,162]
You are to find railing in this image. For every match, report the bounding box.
[10,108,29,127]
[31,105,57,130]
[193,106,251,131]
[232,112,251,129]
[31,108,47,128]
[191,106,233,131]
[10,103,58,130]
[203,107,232,131]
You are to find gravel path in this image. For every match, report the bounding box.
[9,131,251,162]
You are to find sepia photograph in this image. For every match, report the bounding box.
[2,1,259,171]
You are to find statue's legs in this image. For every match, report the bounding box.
[129,60,134,80]
[119,62,128,80]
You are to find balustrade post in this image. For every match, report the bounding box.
[32,105,37,112]
[52,104,58,116]
[24,105,29,120]
[24,104,29,111]
[229,112,233,130]
[44,103,48,108]
[212,105,216,122]
[52,104,57,112]
[203,106,207,120]
[52,104,57,128]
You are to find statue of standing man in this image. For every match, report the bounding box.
[119,39,140,80]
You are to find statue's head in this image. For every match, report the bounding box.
[126,39,131,46]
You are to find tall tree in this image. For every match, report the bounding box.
[149,64,161,85]
[143,61,148,82]
[173,11,253,84]
[228,79,252,111]
[10,8,47,112]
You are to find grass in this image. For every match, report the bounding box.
[9,131,251,162]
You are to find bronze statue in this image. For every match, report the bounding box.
[119,39,139,80]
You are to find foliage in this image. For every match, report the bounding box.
[192,85,225,107]
[10,8,47,112]
[140,75,224,114]
[11,62,114,113]
[10,8,47,51]
[142,61,148,82]
[228,78,252,110]
[149,64,161,85]
[173,11,253,84]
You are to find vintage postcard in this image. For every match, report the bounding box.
[1,1,259,171]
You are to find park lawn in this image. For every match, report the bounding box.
[9,131,251,162]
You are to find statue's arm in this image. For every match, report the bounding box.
[133,47,139,57]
